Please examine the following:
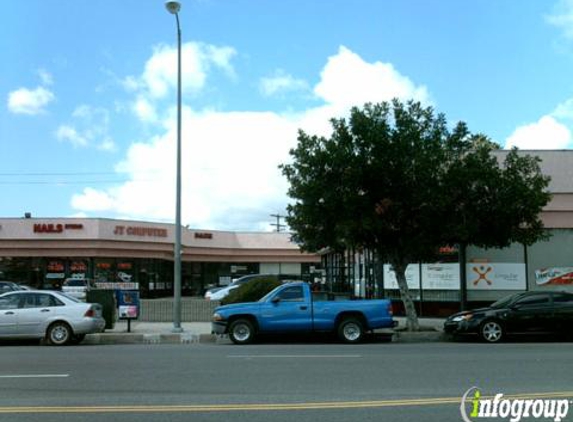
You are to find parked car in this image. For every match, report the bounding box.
[0,290,105,345]
[0,281,24,294]
[206,284,240,301]
[61,278,92,301]
[444,291,573,342]
[212,281,396,344]
[204,274,303,301]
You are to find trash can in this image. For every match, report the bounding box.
[86,289,117,330]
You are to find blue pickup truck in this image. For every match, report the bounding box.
[211,282,396,344]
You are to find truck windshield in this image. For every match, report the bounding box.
[258,285,285,302]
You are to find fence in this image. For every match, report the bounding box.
[139,298,219,322]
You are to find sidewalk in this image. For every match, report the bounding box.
[83,317,446,345]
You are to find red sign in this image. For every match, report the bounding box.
[47,261,65,272]
[33,223,84,233]
[194,232,213,239]
[114,225,168,237]
[34,223,63,233]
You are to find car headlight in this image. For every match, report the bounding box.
[452,314,473,322]
[212,313,224,322]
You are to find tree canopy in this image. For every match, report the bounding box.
[281,99,551,330]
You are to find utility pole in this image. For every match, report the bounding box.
[270,214,287,232]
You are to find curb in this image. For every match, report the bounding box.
[392,330,445,343]
[84,331,447,345]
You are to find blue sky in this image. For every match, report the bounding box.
[2,0,573,231]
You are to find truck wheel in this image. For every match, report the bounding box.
[46,322,72,346]
[480,320,504,343]
[338,317,364,344]
[228,319,255,345]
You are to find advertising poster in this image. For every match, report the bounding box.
[535,267,573,286]
[421,263,460,290]
[466,263,526,290]
[383,264,420,289]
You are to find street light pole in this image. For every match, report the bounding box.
[165,0,183,333]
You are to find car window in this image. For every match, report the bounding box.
[21,294,38,309]
[0,283,16,293]
[490,294,521,309]
[64,279,87,287]
[0,294,20,310]
[277,285,304,302]
[514,294,550,307]
[552,293,573,304]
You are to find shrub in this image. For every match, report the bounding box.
[221,277,282,305]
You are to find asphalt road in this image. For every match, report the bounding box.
[1,339,573,422]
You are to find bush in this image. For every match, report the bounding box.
[221,277,282,305]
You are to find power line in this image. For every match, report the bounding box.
[0,172,119,176]
[0,180,154,185]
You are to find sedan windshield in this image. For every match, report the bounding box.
[490,293,521,309]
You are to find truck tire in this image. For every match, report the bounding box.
[338,317,364,344]
[228,319,255,345]
[46,321,72,346]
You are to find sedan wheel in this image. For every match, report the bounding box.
[47,322,72,346]
[480,320,503,343]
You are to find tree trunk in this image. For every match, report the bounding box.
[392,262,420,331]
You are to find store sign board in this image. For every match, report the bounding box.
[421,263,460,290]
[33,223,84,233]
[113,225,168,237]
[535,267,573,286]
[466,263,526,290]
[383,264,420,289]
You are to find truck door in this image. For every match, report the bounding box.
[259,285,312,333]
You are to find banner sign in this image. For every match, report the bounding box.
[383,264,420,289]
[421,263,460,290]
[466,263,526,290]
[535,267,573,286]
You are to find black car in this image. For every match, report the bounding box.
[444,291,573,342]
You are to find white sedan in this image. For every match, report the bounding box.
[205,284,240,301]
[0,290,106,345]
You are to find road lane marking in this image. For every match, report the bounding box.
[1,391,572,414]
[227,355,362,358]
[0,374,69,379]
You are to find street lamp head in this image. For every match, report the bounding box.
[165,1,181,14]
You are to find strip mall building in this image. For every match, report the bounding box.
[0,218,320,298]
[321,150,573,316]
[2,150,573,315]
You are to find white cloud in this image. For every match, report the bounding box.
[133,96,158,123]
[71,46,433,230]
[546,0,573,40]
[505,116,572,149]
[139,42,236,99]
[71,188,116,212]
[55,125,89,147]
[56,105,116,151]
[98,137,116,152]
[260,70,309,97]
[38,69,54,86]
[552,98,573,120]
[314,46,431,108]
[7,86,55,115]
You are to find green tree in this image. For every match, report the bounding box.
[281,99,551,331]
